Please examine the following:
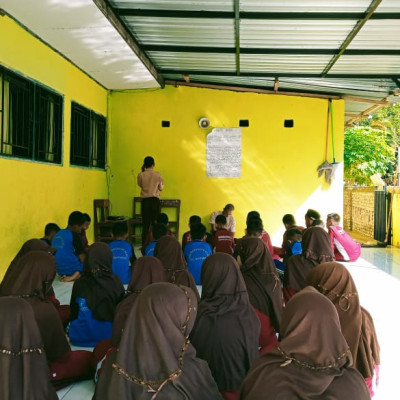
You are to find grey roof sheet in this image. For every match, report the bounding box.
[107,0,400,125]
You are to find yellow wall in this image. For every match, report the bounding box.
[0,16,109,276]
[108,86,345,243]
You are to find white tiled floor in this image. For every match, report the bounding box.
[53,247,400,399]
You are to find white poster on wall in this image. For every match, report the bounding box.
[206,128,242,177]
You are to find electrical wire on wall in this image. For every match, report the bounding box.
[106,164,113,214]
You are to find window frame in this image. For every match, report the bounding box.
[70,101,107,170]
[0,65,63,165]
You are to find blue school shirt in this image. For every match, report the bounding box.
[291,241,302,255]
[144,241,156,256]
[69,297,113,347]
[184,241,212,285]
[52,228,83,276]
[109,240,133,285]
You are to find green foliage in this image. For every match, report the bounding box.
[371,103,400,148]
[344,127,395,185]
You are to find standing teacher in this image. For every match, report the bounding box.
[137,156,164,250]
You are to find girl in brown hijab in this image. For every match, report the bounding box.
[0,238,70,327]
[190,253,260,400]
[154,235,200,300]
[112,256,167,346]
[239,286,370,400]
[307,261,380,396]
[69,242,125,347]
[94,282,222,400]
[236,237,282,352]
[0,251,94,389]
[93,256,168,379]
[0,297,58,400]
[283,226,334,303]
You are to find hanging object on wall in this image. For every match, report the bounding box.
[317,100,340,184]
[199,117,210,129]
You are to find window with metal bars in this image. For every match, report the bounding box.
[0,66,62,164]
[70,102,106,169]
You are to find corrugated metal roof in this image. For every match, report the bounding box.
[122,17,235,46]
[241,20,355,49]
[112,1,233,11]
[106,0,400,125]
[163,74,397,97]
[348,20,400,49]
[148,52,236,71]
[113,0,400,13]
[240,0,371,12]
[331,55,400,74]
[240,54,332,73]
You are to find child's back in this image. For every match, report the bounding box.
[184,222,212,284]
[109,239,134,284]
[184,240,212,285]
[52,228,84,276]
[144,222,168,257]
[109,222,136,284]
[212,228,235,255]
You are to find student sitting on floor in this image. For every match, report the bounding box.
[109,221,136,284]
[0,297,59,399]
[93,283,221,400]
[69,243,125,347]
[144,222,168,256]
[0,251,94,389]
[236,220,282,354]
[327,212,361,262]
[143,212,173,250]
[278,214,306,256]
[112,256,167,346]
[283,228,303,265]
[41,223,60,246]
[307,262,380,397]
[245,211,279,259]
[0,238,70,328]
[190,253,260,400]
[154,236,200,301]
[283,227,335,304]
[212,214,235,255]
[81,213,91,252]
[52,211,86,282]
[240,287,370,400]
[184,222,212,285]
[182,215,204,250]
[305,208,321,228]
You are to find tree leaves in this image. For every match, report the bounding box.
[344,127,395,185]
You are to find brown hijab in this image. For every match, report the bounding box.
[190,253,260,391]
[154,235,200,300]
[0,251,70,361]
[70,242,125,322]
[112,256,167,346]
[94,283,222,400]
[0,239,56,296]
[307,261,380,378]
[0,297,58,400]
[237,237,282,332]
[239,287,370,400]
[284,227,335,292]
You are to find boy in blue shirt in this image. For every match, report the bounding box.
[40,222,60,246]
[283,228,303,265]
[144,222,168,256]
[52,211,85,282]
[184,223,212,285]
[109,221,137,284]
